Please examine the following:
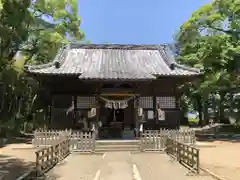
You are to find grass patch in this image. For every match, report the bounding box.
[188,118,199,124]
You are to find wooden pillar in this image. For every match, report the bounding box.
[43,88,51,129]
[173,81,181,109]
[48,97,53,127]
[152,82,157,121]
[73,95,77,126]
[95,94,100,122]
[134,95,140,137]
[174,80,182,128]
[95,85,100,123]
[95,85,100,139]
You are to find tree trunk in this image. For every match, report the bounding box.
[196,95,203,126]
[212,94,218,122]
[219,91,228,124]
[229,92,234,116]
[203,97,209,126]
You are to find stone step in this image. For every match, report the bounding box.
[96,144,140,148]
[95,140,141,152]
[96,140,140,146]
[95,146,140,152]
[95,148,140,152]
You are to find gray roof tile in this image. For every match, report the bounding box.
[25,43,200,80]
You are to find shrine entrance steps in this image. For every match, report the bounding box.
[95,140,140,152]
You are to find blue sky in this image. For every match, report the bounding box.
[78,0,210,44]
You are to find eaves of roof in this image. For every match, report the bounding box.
[24,43,201,80]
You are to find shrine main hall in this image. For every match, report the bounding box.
[25,43,200,139]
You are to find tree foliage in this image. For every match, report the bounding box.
[0,0,84,136]
[0,0,32,72]
[22,0,85,64]
[176,0,240,125]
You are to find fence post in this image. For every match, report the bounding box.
[35,152,40,178]
[92,131,96,152]
[165,137,168,153]
[196,149,200,174]
[44,131,47,146]
[193,131,196,144]
[140,133,143,151]
[176,141,180,162]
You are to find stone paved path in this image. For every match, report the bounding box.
[0,144,36,180]
[99,152,132,180]
[47,153,102,180]
[132,152,215,180]
[47,152,216,180]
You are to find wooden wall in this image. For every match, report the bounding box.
[42,76,184,129]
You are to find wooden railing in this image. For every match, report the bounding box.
[35,138,70,176]
[33,129,70,146]
[70,131,95,152]
[140,132,167,151]
[33,130,95,152]
[140,129,196,151]
[144,129,196,144]
[165,138,200,174]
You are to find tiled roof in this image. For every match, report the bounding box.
[25,43,200,80]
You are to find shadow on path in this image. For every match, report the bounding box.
[0,154,34,180]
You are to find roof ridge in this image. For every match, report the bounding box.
[69,42,165,50]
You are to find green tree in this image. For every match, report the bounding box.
[0,0,85,136]
[0,0,32,73]
[22,0,85,64]
[176,0,240,125]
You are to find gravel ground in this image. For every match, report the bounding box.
[199,141,240,180]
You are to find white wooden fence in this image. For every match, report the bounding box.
[32,130,95,152]
[32,129,196,152]
[140,129,196,151]
[69,131,95,152]
[32,130,70,146]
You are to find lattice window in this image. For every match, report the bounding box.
[139,96,153,109]
[156,96,176,109]
[77,96,96,108]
